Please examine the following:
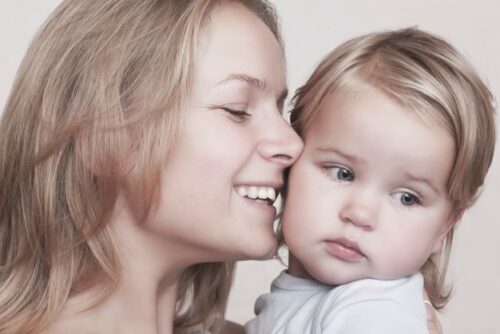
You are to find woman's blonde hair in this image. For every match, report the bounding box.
[0,0,282,333]
[283,27,495,309]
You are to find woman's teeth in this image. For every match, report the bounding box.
[236,186,276,202]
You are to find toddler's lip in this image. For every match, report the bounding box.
[325,237,365,262]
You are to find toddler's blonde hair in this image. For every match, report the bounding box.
[287,27,496,309]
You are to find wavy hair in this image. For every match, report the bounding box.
[0,0,282,333]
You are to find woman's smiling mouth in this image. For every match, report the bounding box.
[236,185,279,205]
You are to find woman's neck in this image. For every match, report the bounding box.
[46,197,192,334]
[46,273,179,334]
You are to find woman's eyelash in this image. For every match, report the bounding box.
[221,107,247,115]
[221,107,251,120]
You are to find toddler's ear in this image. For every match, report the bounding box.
[432,207,464,254]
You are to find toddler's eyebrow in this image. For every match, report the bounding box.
[403,171,440,194]
[317,147,367,165]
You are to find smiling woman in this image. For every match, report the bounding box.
[0,0,302,333]
[149,2,301,266]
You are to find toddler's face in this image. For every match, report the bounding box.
[283,87,458,285]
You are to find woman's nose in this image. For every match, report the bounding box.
[257,115,303,167]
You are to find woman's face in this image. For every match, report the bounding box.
[144,2,302,262]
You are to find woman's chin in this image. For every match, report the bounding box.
[238,238,278,261]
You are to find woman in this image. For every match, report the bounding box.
[0,0,302,333]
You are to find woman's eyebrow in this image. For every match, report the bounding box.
[216,73,288,102]
[217,73,269,91]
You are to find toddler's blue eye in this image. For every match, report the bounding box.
[336,167,353,181]
[323,165,354,183]
[400,192,419,206]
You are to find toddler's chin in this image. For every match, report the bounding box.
[306,265,361,286]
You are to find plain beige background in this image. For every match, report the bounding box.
[1,1,498,333]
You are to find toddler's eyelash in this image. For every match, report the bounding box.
[396,191,423,208]
[322,165,354,183]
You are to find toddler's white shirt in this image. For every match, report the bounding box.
[245,271,429,334]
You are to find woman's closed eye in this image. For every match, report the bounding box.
[323,165,354,183]
[221,107,251,122]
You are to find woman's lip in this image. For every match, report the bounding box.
[324,238,365,262]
